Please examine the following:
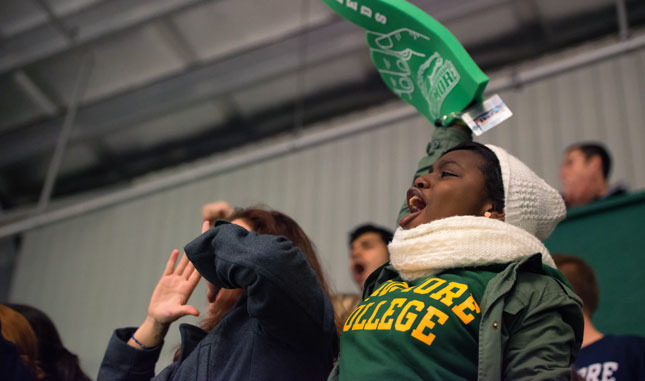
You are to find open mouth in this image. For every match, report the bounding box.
[399,188,427,228]
[352,263,365,278]
[407,188,427,213]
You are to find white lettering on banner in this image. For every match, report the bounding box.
[334,0,387,24]
[334,0,461,118]
[360,5,372,18]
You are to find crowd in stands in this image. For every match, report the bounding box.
[2,119,641,380]
[1,304,91,381]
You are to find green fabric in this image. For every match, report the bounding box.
[330,254,583,381]
[339,269,497,380]
[322,0,488,126]
[396,126,472,224]
[545,191,645,337]
[477,255,583,380]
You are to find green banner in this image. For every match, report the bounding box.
[323,0,489,125]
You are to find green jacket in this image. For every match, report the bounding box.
[359,254,582,380]
[331,255,583,380]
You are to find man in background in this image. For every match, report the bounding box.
[560,143,626,208]
[348,224,393,290]
[553,254,645,380]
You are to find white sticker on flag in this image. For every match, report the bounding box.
[460,94,512,136]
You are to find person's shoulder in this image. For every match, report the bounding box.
[512,269,571,300]
[506,259,581,312]
[485,255,575,303]
[602,334,645,347]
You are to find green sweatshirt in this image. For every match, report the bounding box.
[332,255,583,380]
[340,268,497,380]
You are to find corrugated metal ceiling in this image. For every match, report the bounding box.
[0,0,643,211]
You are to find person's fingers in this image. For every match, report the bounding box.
[188,268,201,288]
[175,253,190,275]
[180,305,200,317]
[201,220,210,234]
[163,249,180,276]
[184,261,196,280]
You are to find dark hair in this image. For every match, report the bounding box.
[6,304,91,381]
[567,142,612,180]
[349,224,394,246]
[551,254,599,317]
[442,142,505,213]
[0,304,44,380]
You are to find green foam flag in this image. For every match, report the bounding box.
[323,0,489,126]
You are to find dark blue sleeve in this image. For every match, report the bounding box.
[97,327,165,381]
[1,321,35,381]
[619,336,645,380]
[184,222,335,345]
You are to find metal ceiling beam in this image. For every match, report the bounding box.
[428,0,512,23]
[1,34,644,239]
[616,0,629,40]
[36,52,92,212]
[12,70,58,116]
[0,19,364,168]
[154,18,199,68]
[32,0,76,43]
[0,0,517,169]
[0,0,210,74]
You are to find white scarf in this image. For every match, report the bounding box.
[388,216,556,281]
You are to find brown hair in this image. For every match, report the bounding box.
[330,293,361,334]
[6,304,91,381]
[552,254,599,316]
[0,304,44,379]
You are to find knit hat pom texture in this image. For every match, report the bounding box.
[485,144,566,241]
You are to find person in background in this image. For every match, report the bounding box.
[99,207,338,381]
[553,254,645,381]
[7,304,91,381]
[348,224,393,290]
[1,321,35,381]
[0,304,44,380]
[560,142,626,208]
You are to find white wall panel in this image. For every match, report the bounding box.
[9,44,645,378]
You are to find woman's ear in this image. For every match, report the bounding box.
[486,210,505,221]
[481,201,504,221]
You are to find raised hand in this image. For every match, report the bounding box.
[202,201,234,225]
[147,250,202,324]
[128,250,201,350]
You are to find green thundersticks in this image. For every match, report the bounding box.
[323,0,489,126]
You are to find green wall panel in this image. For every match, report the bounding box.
[545,192,645,336]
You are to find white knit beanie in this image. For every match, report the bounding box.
[485,144,566,241]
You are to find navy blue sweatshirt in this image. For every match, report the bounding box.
[98,222,337,380]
